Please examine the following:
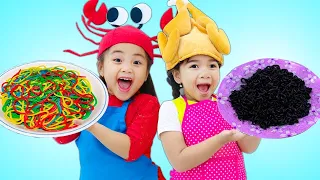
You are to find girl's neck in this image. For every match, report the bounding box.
[183,94,215,102]
[108,92,137,106]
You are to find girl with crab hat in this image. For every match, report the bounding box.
[157,0,261,179]
[54,25,165,180]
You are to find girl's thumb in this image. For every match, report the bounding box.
[74,119,83,126]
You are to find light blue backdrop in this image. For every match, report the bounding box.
[0,0,319,179]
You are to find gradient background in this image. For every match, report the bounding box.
[1,0,319,179]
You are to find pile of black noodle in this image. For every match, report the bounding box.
[229,65,312,129]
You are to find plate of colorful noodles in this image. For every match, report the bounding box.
[0,60,108,138]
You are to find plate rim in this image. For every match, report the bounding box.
[217,58,320,139]
[0,60,108,138]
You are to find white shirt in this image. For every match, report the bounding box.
[157,100,182,136]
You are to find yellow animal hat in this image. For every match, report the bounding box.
[158,0,231,70]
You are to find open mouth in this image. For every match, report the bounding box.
[117,77,133,92]
[197,83,211,93]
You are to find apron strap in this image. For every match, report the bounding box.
[118,99,132,131]
[182,95,189,106]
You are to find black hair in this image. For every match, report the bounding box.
[166,62,182,99]
[98,50,157,98]
[229,65,312,129]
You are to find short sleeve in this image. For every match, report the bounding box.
[157,101,182,136]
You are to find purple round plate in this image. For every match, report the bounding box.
[217,58,320,139]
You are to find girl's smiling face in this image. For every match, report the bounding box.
[173,55,220,102]
[98,43,149,101]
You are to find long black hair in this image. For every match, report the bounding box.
[166,62,182,99]
[98,50,157,98]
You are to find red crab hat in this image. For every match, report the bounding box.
[97,25,154,62]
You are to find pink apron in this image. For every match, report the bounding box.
[170,96,246,180]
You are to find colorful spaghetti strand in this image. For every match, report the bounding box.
[0,66,97,131]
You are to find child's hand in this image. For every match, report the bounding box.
[219,129,247,143]
[74,119,84,126]
[74,119,96,132]
[230,130,247,141]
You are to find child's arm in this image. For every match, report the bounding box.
[237,135,261,154]
[123,94,160,161]
[85,123,131,158]
[160,130,239,172]
[158,102,244,172]
[77,94,159,160]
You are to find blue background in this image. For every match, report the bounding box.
[1,0,319,179]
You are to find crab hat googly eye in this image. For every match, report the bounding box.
[130,3,152,24]
[107,6,128,26]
